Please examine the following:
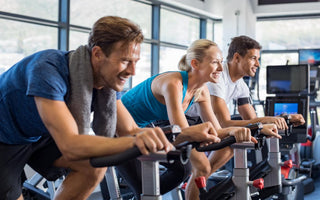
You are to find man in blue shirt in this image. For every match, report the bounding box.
[0,16,220,200]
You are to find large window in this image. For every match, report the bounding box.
[256,16,320,103]
[132,43,151,87]
[160,8,199,47]
[0,0,221,87]
[0,19,57,74]
[159,46,186,73]
[257,17,320,50]
[213,22,223,48]
[70,0,151,39]
[0,0,58,20]
[69,30,89,50]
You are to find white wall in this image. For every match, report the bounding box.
[221,0,256,57]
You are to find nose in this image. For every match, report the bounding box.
[255,59,260,67]
[127,62,136,76]
[218,61,223,71]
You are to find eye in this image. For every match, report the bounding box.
[122,60,129,64]
[212,60,223,64]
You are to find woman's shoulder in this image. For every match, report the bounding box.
[153,72,183,91]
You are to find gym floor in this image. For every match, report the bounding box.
[25,165,320,199]
[305,177,320,199]
[88,177,320,200]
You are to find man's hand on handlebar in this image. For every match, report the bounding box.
[175,122,221,146]
[134,127,174,155]
[260,124,282,139]
[260,116,288,130]
[289,114,305,127]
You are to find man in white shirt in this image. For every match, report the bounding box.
[208,35,305,128]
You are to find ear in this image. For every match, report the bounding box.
[91,46,104,60]
[191,59,200,70]
[233,52,241,63]
[91,46,104,71]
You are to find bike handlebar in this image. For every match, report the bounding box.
[90,123,266,167]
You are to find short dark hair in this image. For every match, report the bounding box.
[227,35,262,62]
[88,16,144,57]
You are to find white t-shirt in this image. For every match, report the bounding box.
[186,63,250,117]
[208,63,250,104]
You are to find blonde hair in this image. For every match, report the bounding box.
[178,39,218,101]
[178,39,217,71]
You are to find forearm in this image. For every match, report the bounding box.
[117,125,141,137]
[216,127,234,139]
[221,118,262,128]
[57,134,135,161]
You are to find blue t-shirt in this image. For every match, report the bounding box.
[0,49,70,144]
[121,71,194,127]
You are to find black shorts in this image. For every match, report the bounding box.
[0,135,68,199]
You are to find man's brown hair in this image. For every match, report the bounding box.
[227,35,262,62]
[88,16,144,56]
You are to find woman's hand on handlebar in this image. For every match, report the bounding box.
[227,127,258,144]
[134,127,174,155]
[261,124,282,139]
[175,122,221,146]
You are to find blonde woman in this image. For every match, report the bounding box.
[119,39,280,199]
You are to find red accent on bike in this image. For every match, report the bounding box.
[253,178,264,190]
[283,160,293,168]
[181,182,188,190]
[195,176,206,189]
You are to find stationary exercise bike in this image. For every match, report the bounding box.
[194,123,267,200]
[90,124,259,200]
[90,125,192,200]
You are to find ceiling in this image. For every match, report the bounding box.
[258,0,319,5]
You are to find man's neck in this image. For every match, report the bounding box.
[228,62,244,82]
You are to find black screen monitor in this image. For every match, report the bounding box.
[265,96,308,144]
[266,64,309,95]
[299,49,320,65]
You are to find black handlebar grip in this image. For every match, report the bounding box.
[90,146,141,167]
[246,123,263,137]
[90,124,182,167]
[161,124,181,134]
[196,136,236,152]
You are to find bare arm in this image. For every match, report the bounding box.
[154,75,221,143]
[198,87,254,142]
[117,95,220,146]
[116,99,140,136]
[35,97,172,161]
[238,103,257,120]
[211,96,262,127]
[238,103,289,130]
[211,96,289,131]
[163,81,191,129]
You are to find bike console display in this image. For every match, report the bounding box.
[265,96,309,144]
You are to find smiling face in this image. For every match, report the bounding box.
[238,48,260,77]
[197,46,223,83]
[91,41,141,91]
